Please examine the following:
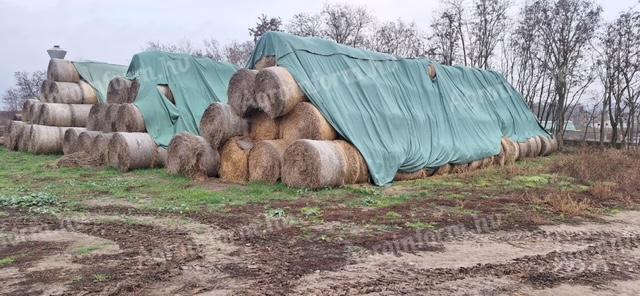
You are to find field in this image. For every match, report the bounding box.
[1,146,640,295]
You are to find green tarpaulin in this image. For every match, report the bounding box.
[72,61,127,103]
[248,32,549,185]
[126,51,238,147]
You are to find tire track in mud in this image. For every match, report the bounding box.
[303,232,640,295]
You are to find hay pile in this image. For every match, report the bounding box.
[10,57,102,155]
[56,151,102,168]
[166,132,219,180]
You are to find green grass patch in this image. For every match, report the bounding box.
[93,274,109,282]
[0,256,16,267]
[75,246,102,256]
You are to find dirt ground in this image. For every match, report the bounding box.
[1,207,640,295]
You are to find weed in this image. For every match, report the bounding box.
[76,246,101,256]
[300,207,323,221]
[0,256,16,267]
[93,274,109,282]
[384,211,402,221]
[0,192,60,213]
[266,208,286,218]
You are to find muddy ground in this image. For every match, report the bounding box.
[2,206,640,295]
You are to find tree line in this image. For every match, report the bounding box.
[3,0,639,148]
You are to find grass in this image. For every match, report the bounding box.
[0,256,16,267]
[93,274,109,283]
[1,146,637,232]
[75,246,103,256]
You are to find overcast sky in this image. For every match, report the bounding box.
[0,0,637,101]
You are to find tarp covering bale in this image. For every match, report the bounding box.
[38,103,92,127]
[219,136,254,183]
[62,127,87,155]
[200,103,249,150]
[248,32,550,185]
[255,66,307,119]
[126,51,237,147]
[282,139,368,189]
[109,132,156,172]
[248,139,288,184]
[249,112,279,141]
[228,69,260,117]
[280,102,337,143]
[166,132,219,180]
[72,61,128,103]
[114,104,146,132]
[27,125,70,154]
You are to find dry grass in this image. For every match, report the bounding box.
[527,192,594,218]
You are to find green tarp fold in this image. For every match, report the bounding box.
[126,51,238,147]
[248,32,549,185]
[72,61,127,103]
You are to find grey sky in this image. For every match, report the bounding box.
[0,0,637,100]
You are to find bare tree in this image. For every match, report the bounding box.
[223,41,255,67]
[430,6,462,65]
[1,71,45,111]
[369,20,427,58]
[321,4,374,48]
[249,14,283,43]
[144,39,223,60]
[467,0,510,69]
[530,0,602,147]
[287,13,324,37]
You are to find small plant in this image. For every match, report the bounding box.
[266,208,286,218]
[0,192,61,213]
[93,273,109,283]
[384,211,402,221]
[362,196,379,207]
[300,207,323,223]
[0,256,16,267]
[405,221,436,230]
[76,246,101,256]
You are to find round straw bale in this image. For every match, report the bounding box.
[219,136,254,183]
[89,133,113,165]
[281,140,346,188]
[549,138,558,153]
[19,124,34,151]
[6,121,25,151]
[394,170,429,181]
[255,66,307,119]
[31,102,45,125]
[517,141,529,161]
[107,77,134,104]
[280,102,337,144]
[468,159,483,171]
[255,56,276,70]
[334,140,369,184]
[28,125,69,154]
[78,80,98,104]
[433,163,453,176]
[200,103,249,150]
[249,112,280,141]
[228,69,260,117]
[248,139,288,184]
[114,104,145,132]
[526,137,538,158]
[539,136,552,156]
[450,163,470,174]
[166,133,190,176]
[40,80,53,102]
[109,132,157,172]
[501,138,518,166]
[151,146,167,169]
[103,104,122,133]
[48,81,83,104]
[47,59,80,82]
[62,127,87,155]
[38,103,92,127]
[166,133,219,180]
[428,64,437,80]
[86,104,108,131]
[495,145,506,167]
[158,85,174,103]
[22,99,39,123]
[77,131,101,154]
[480,157,495,169]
